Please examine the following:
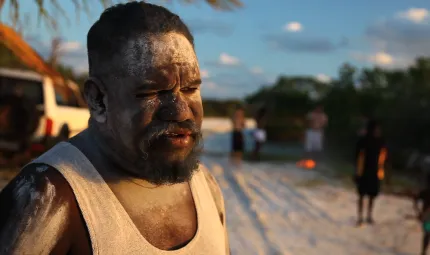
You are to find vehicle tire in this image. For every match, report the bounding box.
[57,125,70,142]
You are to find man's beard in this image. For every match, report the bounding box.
[132,120,203,185]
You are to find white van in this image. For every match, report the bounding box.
[0,67,90,153]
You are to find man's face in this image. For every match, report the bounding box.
[102,32,203,184]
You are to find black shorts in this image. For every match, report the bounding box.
[356,177,380,197]
[232,131,244,152]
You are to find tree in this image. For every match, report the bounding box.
[0,0,242,31]
[47,37,62,69]
[336,63,357,88]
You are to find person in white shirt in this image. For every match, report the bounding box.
[304,104,328,161]
[253,106,267,160]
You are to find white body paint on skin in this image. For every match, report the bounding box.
[113,33,201,148]
[1,174,69,254]
[36,165,49,173]
[124,32,200,79]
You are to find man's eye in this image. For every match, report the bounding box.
[135,92,157,99]
[181,87,198,93]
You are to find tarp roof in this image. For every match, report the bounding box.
[0,23,64,82]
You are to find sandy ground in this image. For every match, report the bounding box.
[0,118,422,254]
[203,156,420,255]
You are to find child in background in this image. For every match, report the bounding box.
[354,120,387,226]
[414,175,430,255]
[230,106,246,166]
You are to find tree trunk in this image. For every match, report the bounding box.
[0,0,5,11]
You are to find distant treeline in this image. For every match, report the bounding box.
[245,58,430,170]
[203,99,248,118]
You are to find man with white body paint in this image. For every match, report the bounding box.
[0,2,229,254]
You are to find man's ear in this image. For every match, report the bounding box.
[84,77,108,123]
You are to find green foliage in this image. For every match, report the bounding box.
[203,99,247,117]
[246,57,430,167]
[1,0,242,32]
[246,76,323,141]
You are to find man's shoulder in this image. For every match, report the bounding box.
[0,163,84,253]
[1,163,77,211]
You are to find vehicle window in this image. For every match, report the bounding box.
[54,86,80,108]
[0,76,44,104]
[67,92,80,107]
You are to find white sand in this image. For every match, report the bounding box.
[203,156,420,255]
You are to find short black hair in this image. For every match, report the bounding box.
[87,1,194,76]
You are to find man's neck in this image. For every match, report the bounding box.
[70,125,140,181]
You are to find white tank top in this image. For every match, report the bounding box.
[32,142,227,254]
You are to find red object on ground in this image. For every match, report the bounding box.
[296,159,316,169]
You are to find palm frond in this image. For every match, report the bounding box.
[1,0,242,32]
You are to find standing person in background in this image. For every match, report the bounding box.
[231,105,245,166]
[357,115,369,137]
[253,106,267,160]
[354,120,387,226]
[414,175,430,255]
[304,104,328,162]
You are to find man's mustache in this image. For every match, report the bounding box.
[138,120,201,152]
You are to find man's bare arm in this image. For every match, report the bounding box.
[0,164,76,254]
[201,166,230,254]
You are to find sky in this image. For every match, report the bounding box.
[2,0,430,99]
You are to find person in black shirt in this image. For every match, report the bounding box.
[230,106,245,166]
[414,175,430,255]
[354,120,387,226]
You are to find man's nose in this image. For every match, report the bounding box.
[157,93,192,122]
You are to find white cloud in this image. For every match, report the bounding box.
[59,41,82,52]
[283,22,303,32]
[205,81,218,89]
[250,66,263,74]
[398,8,429,23]
[370,52,394,65]
[315,74,332,83]
[359,9,430,68]
[28,38,88,73]
[351,51,395,66]
[200,69,210,79]
[219,53,240,65]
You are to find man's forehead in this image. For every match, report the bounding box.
[121,32,199,72]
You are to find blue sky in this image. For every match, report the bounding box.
[2,0,430,98]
